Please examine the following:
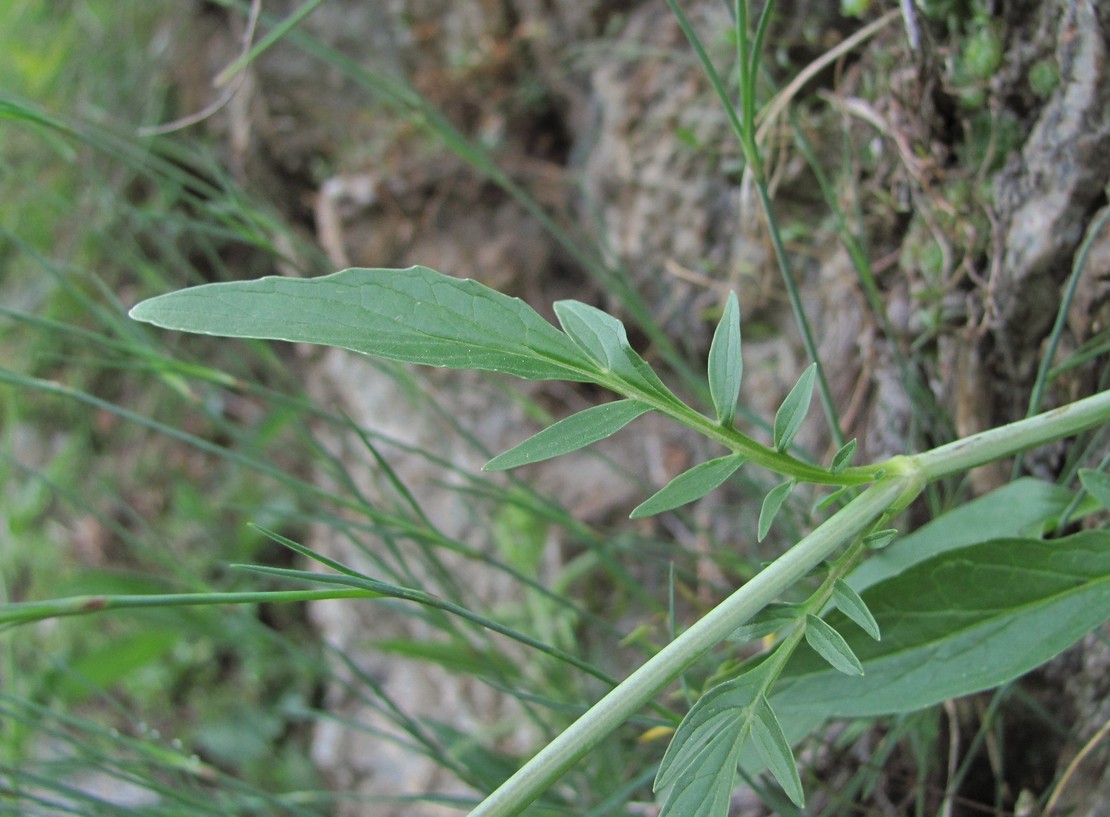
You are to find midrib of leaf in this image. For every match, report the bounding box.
[318,273,591,375]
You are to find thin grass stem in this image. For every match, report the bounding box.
[1015,205,1110,475]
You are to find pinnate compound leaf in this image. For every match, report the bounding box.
[758,480,795,542]
[774,531,1110,719]
[630,454,746,519]
[750,696,804,807]
[553,300,679,403]
[484,400,651,471]
[656,662,776,817]
[1079,468,1110,509]
[707,291,742,426]
[772,363,816,452]
[129,266,594,382]
[829,438,857,473]
[831,579,880,640]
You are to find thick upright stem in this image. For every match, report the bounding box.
[909,390,1110,481]
[468,477,911,817]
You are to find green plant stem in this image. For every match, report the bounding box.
[665,0,745,145]
[908,389,1110,481]
[752,177,844,448]
[0,589,374,627]
[468,476,911,817]
[596,370,871,485]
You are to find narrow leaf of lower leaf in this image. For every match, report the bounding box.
[708,291,742,426]
[630,454,746,519]
[773,363,816,452]
[758,480,795,542]
[831,579,880,640]
[750,696,805,807]
[483,400,651,470]
[805,614,863,675]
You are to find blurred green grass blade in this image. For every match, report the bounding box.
[484,399,652,471]
[1021,206,1110,429]
[0,589,372,627]
[372,638,521,681]
[235,564,626,690]
[774,530,1110,718]
[0,369,367,517]
[131,266,595,382]
[214,0,327,87]
[1048,329,1110,379]
[662,0,745,146]
[790,117,954,445]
